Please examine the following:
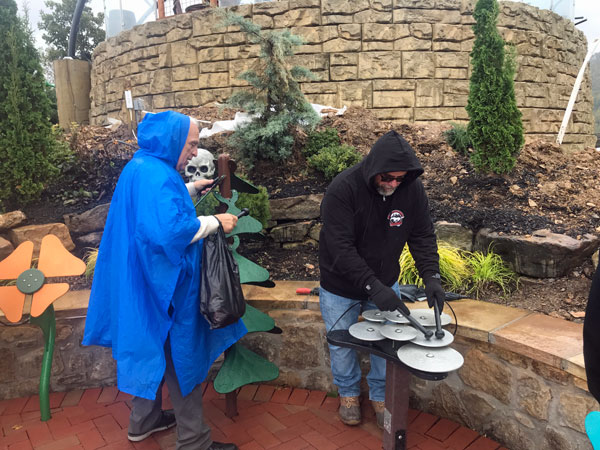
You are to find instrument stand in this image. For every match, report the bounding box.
[383,363,411,450]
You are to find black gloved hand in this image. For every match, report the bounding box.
[366,279,410,315]
[424,275,445,312]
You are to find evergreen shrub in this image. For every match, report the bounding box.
[222,12,320,168]
[443,123,471,156]
[303,128,340,157]
[466,0,523,174]
[308,144,361,180]
[0,0,69,209]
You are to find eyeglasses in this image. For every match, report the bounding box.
[379,173,406,183]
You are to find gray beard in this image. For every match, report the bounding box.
[376,185,398,196]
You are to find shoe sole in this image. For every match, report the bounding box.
[339,417,361,426]
[127,422,176,442]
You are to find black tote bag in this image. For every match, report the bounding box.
[200,225,246,329]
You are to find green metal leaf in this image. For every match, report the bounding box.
[242,303,275,333]
[213,343,279,394]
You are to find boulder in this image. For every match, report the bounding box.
[0,236,14,261]
[8,223,75,256]
[270,221,315,243]
[76,232,104,248]
[474,228,600,278]
[0,211,26,231]
[64,203,110,234]
[435,221,473,251]
[269,194,323,221]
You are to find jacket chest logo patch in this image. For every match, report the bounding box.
[388,210,404,227]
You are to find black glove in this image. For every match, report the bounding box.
[424,275,445,312]
[366,279,410,315]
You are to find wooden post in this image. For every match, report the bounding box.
[53,59,91,131]
[216,154,239,418]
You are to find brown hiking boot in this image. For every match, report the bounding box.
[371,400,385,429]
[338,396,361,425]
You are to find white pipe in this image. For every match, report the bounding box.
[556,38,600,145]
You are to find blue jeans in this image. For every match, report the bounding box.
[319,283,402,402]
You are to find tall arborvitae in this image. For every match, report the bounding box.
[466,0,523,174]
[0,0,61,208]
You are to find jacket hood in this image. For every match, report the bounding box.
[361,130,424,186]
[136,111,190,167]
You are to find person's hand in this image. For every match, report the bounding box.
[424,275,445,312]
[366,279,410,315]
[214,213,238,233]
[194,179,214,195]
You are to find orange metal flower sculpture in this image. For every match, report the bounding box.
[0,234,86,421]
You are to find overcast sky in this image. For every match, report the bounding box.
[20,0,600,55]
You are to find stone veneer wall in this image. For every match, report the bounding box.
[1,303,596,450]
[90,0,596,150]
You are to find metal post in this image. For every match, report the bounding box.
[382,363,411,450]
[29,305,56,421]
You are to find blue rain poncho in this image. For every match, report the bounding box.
[82,111,247,399]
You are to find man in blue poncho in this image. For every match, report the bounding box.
[83,111,246,450]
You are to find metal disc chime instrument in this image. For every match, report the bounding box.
[348,302,464,374]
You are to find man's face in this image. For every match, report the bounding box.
[176,121,199,171]
[374,171,407,196]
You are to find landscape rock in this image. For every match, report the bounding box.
[64,203,110,234]
[474,228,600,278]
[76,232,104,248]
[8,223,75,255]
[269,194,323,221]
[270,221,315,243]
[0,236,14,261]
[0,211,26,231]
[435,221,473,251]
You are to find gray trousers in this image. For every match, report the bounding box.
[128,338,212,450]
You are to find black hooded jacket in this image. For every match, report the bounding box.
[319,130,439,300]
[584,264,600,402]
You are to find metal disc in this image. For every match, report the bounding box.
[397,344,464,373]
[380,324,418,341]
[348,321,385,341]
[16,268,45,294]
[410,309,452,327]
[411,329,454,347]
[362,309,387,323]
[383,310,410,324]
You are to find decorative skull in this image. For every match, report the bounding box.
[184,148,216,181]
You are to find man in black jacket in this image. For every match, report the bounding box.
[319,130,444,427]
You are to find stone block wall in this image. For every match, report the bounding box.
[90,0,596,150]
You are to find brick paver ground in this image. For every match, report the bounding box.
[0,384,505,449]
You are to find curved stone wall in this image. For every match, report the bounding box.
[90,0,595,150]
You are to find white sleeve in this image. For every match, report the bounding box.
[190,215,220,243]
[186,182,198,197]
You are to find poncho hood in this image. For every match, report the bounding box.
[137,111,190,167]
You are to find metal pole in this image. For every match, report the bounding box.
[556,38,600,145]
[68,0,87,58]
[30,306,56,421]
[382,363,411,450]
